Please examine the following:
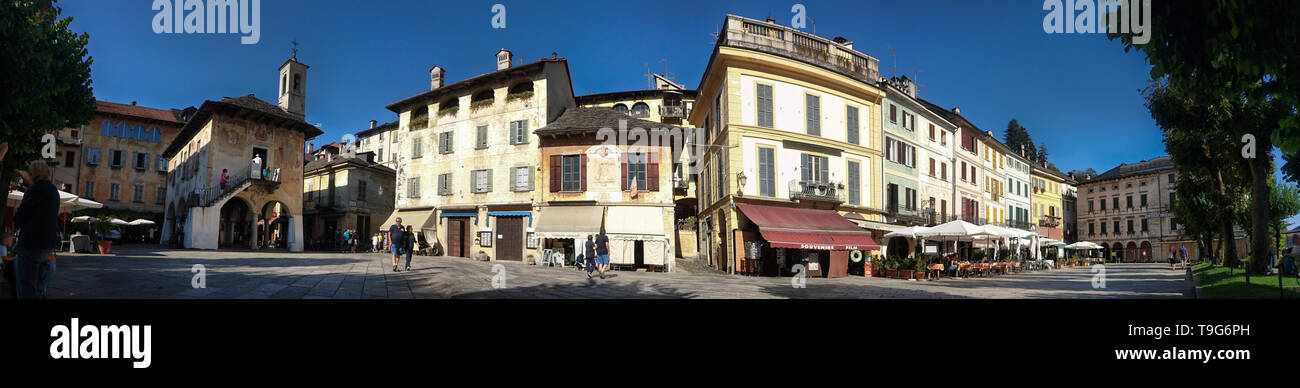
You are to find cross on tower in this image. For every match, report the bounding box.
[291,39,299,60]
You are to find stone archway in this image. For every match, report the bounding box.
[220,197,255,249]
[1111,242,1124,262]
[259,200,292,250]
[1126,241,1139,262]
[1140,241,1153,263]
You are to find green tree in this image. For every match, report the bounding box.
[1110,0,1300,274]
[0,1,95,231]
[1035,142,1048,164]
[1108,0,1300,158]
[1068,168,1098,182]
[1145,81,1249,267]
[1002,119,1035,159]
[1172,173,1222,264]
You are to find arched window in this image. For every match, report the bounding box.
[438,98,459,116]
[117,122,129,138]
[613,104,629,115]
[102,121,114,136]
[507,82,534,101]
[471,90,494,110]
[630,102,650,117]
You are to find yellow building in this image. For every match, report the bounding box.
[384,49,575,262]
[575,80,699,259]
[1030,162,1068,242]
[531,108,678,270]
[688,15,885,276]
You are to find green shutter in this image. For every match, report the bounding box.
[485,169,493,192]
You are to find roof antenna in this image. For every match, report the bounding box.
[644,62,654,89]
[887,45,897,77]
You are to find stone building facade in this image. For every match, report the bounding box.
[52,100,186,241]
[384,49,575,262]
[161,56,322,251]
[302,143,395,250]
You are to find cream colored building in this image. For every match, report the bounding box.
[532,108,678,270]
[383,49,576,262]
[689,15,885,275]
[161,55,322,251]
[302,143,396,250]
[1073,156,1241,262]
[355,120,399,171]
[979,131,1008,227]
[575,80,699,260]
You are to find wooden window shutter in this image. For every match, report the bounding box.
[620,152,629,190]
[647,151,660,191]
[527,167,535,191]
[890,104,896,123]
[580,154,588,191]
[549,155,561,192]
[485,169,493,192]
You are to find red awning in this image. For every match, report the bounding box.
[737,203,881,251]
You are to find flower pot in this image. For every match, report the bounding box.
[886,269,898,279]
[900,269,914,279]
[915,271,927,280]
[97,241,112,254]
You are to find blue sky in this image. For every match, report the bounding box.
[59,0,1296,225]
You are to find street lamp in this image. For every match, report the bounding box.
[736,171,747,195]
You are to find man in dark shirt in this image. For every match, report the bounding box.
[583,234,597,279]
[595,230,610,279]
[388,218,405,272]
[13,160,60,299]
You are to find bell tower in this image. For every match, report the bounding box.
[278,42,308,118]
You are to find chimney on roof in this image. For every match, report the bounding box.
[369,120,377,129]
[430,65,445,90]
[952,107,961,115]
[131,101,137,106]
[1019,144,1026,157]
[308,142,314,154]
[496,48,513,70]
[833,36,854,50]
[986,130,993,137]
[765,16,776,23]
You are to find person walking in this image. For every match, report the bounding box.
[371,233,379,253]
[595,229,610,279]
[220,168,229,191]
[403,226,415,271]
[388,218,405,272]
[12,160,61,299]
[583,234,597,279]
[349,229,358,253]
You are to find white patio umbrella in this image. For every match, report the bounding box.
[127,219,156,226]
[109,219,130,226]
[883,226,932,239]
[915,220,992,259]
[70,215,99,222]
[1064,241,1102,250]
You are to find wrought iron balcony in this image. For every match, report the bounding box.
[1039,215,1061,227]
[788,179,844,203]
[660,105,687,118]
[724,15,880,84]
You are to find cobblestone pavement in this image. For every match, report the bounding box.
[37,246,1191,299]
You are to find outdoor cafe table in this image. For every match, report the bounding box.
[927,263,945,279]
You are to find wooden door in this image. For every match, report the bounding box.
[447,218,466,258]
[495,216,524,261]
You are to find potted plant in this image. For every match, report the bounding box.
[885,257,899,279]
[899,257,915,280]
[914,257,928,280]
[506,90,534,102]
[92,218,114,254]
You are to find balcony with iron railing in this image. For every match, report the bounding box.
[1039,215,1061,227]
[660,104,688,118]
[788,179,844,204]
[725,15,880,84]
